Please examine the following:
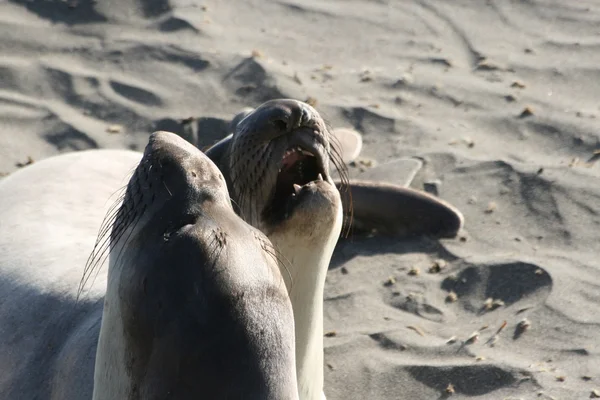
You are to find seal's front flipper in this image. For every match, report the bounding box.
[337,180,464,239]
[331,128,363,163]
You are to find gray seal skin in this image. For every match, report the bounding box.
[0,131,298,400]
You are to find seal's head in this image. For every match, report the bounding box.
[89,131,298,400]
[216,99,347,240]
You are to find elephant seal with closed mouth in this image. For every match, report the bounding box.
[0,131,298,400]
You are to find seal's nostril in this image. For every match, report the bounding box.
[300,106,309,126]
[191,171,197,178]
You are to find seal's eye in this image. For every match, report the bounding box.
[163,214,198,240]
[271,119,288,132]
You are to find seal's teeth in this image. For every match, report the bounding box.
[317,173,323,181]
[293,184,302,195]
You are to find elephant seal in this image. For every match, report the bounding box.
[205,99,464,400]
[206,99,344,400]
[0,132,298,399]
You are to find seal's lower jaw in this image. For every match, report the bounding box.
[264,179,341,239]
[264,145,332,225]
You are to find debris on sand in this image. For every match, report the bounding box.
[106,124,123,134]
[514,318,532,339]
[446,291,458,303]
[428,259,447,274]
[485,201,497,214]
[518,106,535,118]
[16,156,34,168]
[383,276,396,287]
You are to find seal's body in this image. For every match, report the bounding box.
[0,132,298,400]
[206,99,464,400]
[206,100,345,399]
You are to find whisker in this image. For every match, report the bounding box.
[206,231,226,278]
[110,205,146,280]
[229,196,246,220]
[162,180,173,197]
[77,190,128,301]
[77,206,142,301]
[262,240,294,291]
[328,131,354,238]
[77,165,148,301]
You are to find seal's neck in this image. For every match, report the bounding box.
[92,257,130,400]
[270,205,342,400]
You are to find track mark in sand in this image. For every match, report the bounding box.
[8,0,107,25]
[489,0,600,41]
[485,0,544,40]
[413,0,484,69]
[517,174,570,242]
[109,81,162,107]
[223,57,288,103]
[384,291,445,323]
[454,158,593,246]
[42,66,147,124]
[406,364,535,396]
[277,1,336,18]
[106,45,210,73]
[136,0,172,18]
[0,92,48,118]
[368,332,408,351]
[441,262,552,314]
[44,130,98,151]
[342,107,396,135]
[508,160,600,245]
[0,92,100,152]
[554,184,600,219]
[155,15,200,33]
[0,65,20,92]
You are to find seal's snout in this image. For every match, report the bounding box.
[143,131,228,202]
[146,130,199,169]
[240,99,316,140]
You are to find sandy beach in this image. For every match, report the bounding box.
[1,0,600,398]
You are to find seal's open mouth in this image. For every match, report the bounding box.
[268,146,327,217]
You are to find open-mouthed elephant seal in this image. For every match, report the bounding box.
[203,99,464,399]
[216,101,464,240]
[0,131,298,399]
